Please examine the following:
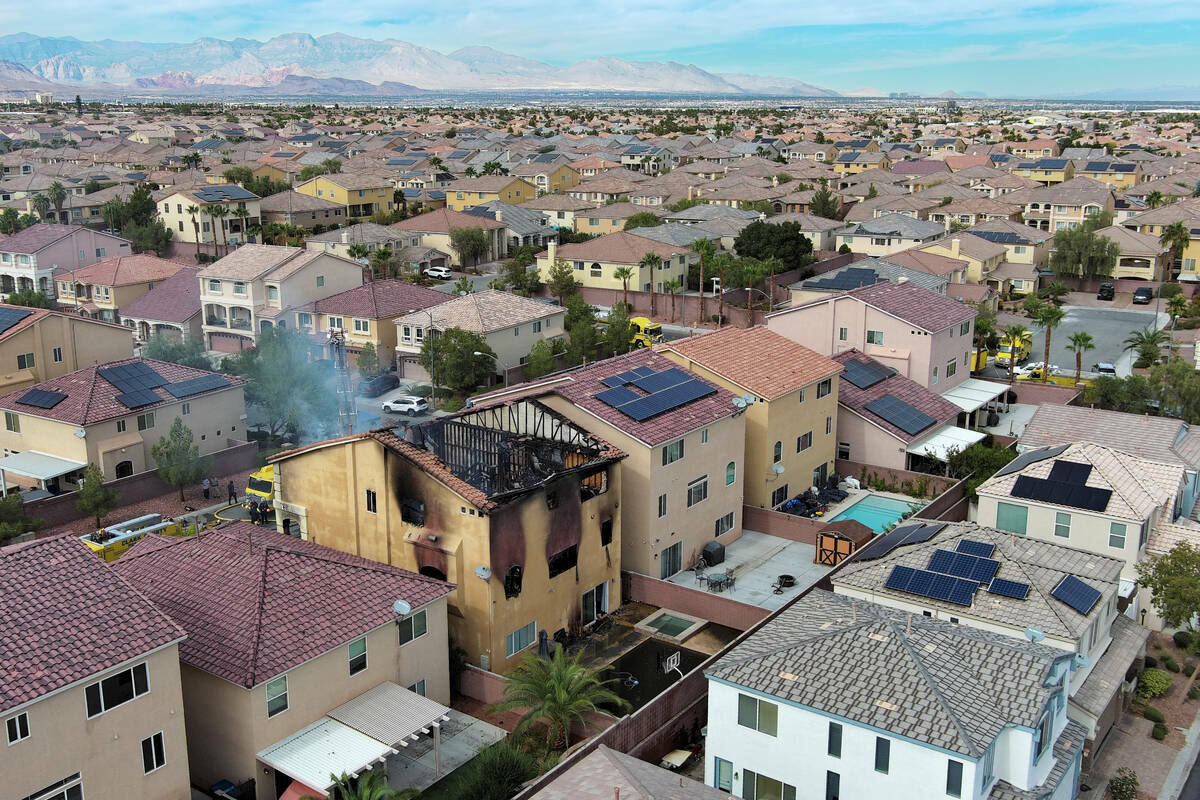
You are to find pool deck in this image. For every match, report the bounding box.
[818,487,926,526]
[667,529,833,612]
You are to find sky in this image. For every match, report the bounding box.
[7,0,1200,96]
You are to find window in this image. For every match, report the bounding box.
[932,366,939,384]
[946,359,957,378]
[866,330,884,345]
[16,352,34,370]
[826,771,840,800]
[365,489,377,514]
[141,731,165,774]
[408,679,427,696]
[687,475,708,507]
[827,721,842,756]
[1054,511,1071,538]
[6,712,29,744]
[701,427,708,444]
[328,316,344,329]
[600,518,613,546]
[657,493,667,518]
[137,412,155,430]
[715,512,734,537]
[660,541,682,578]
[582,581,608,624]
[725,461,736,485]
[874,737,890,773]
[532,320,542,333]
[995,502,1027,535]
[85,663,149,718]
[4,412,18,433]
[817,378,832,398]
[52,347,62,363]
[267,286,279,301]
[946,760,963,797]
[737,693,778,736]
[513,326,520,336]
[960,320,971,336]
[232,281,246,296]
[838,327,848,341]
[398,610,428,645]
[797,431,813,452]
[773,441,782,463]
[316,275,325,287]
[548,544,578,578]
[826,415,833,435]
[348,637,367,675]
[208,279,221,293]
[506,621,536,657]
[266,676,288,717]
[1109,522,1127,549]
[838,442,850,459]
[299,312,313,327]
[95,248,106,258]
[22,774,83,800]
[662,439,684,465]
[771,483,789,507]
[743,770,796,800]
[116,419,126,433]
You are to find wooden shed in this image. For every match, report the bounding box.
[815,520,875,566]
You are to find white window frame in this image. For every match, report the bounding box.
[506,620,537,658]
[266,675,288,718]
[353,318,370,334]
[6,711,29,745]
[662,439,684,465]
[1054,511,1071,538]
[866,330,883,345]
[137,412,155,431]
[4,412,18,433]
[349,637,368,675]
[687,475,708,507]
[1109,521,1126,549]
[141,730,166,774]
[52,347,63,363]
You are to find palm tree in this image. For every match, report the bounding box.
[489,648,627,750]
[1001,323,1029,384]
[230,207,250,245]
[347,243,369,262]
[427,155,444,173]
[762,255,783,308]
[1168,294,1189,329]
[1146,190,1165,209]
[663,278,681,322]
[1124,325,1171,353]
[0,208,18,234]
[1160,221,1191,276]
[641,252,662,317]
[184,205,201,259]
[31,193,51,221]
[201,206,219,255]
[370,248,392,279]
[1040,280,1070,305]
[714,252,732,326]
[309,769,416,800]
[693,238,715,323]
[48,181,66,223]
[1066,331,1095,386]
[1034,303,1065,380]
[464,165,478,177]
[613,266,634,311]
[211,206,229,255]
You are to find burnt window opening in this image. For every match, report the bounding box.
[580,468,608,501]
[401,498,425,526]
[419,565,447,582]
[545,491,559,510]
[503,564,524,599]
[600,518,613,547]
[548,544,579,579]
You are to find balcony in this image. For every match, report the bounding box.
[229,317,252,331]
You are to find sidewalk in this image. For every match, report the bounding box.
[1159,704,1200,799]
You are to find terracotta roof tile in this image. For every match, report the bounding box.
[389,208,505,233]
[302,279,446,319]
[119,267,202,323]
[51,253,188,286]
[832,350,961,442]
[845,280,975,332]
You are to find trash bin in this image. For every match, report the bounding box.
[702,540,726,566]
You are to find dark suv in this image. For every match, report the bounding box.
[357,373,400,397]
[1133,286,1153,305]
[1097,282,1115,301]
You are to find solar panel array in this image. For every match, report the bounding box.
[1051,575,1101,615]
[852,521,946,561]
[600,365,656,388]
[99,362,169,392]
[115,389,162,409]
[970,231,1024,245]
[17,388,67,409]
[956,539,995,558]
[987,578,1031,599]
[864,394,936,436]
[630,367,692,394]
[994,444,1069,477]
[1048,460,1093,484]
[163,375,228,399]
[593,366,717,423]
[885,565,976,607]
[1011,475,1112,512]
[841,359,893,390]
[804,267,881,292]
[0,307,34,335]
[928,549,1000,585]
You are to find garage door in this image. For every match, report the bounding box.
[210,332,253,353]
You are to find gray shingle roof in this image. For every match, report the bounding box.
[839,212,946,240]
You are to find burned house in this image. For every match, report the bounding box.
[268,400,625,672]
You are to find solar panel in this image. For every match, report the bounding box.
[630,368,691,394]
[804,267,882,291]
[852,522,946,561]
[0,307,33,335]
[864,394,936,436]
[956,539,995,558]
[1011,476,1111,512]
[600,369,645,388]
[988,578,1031,600]
[594,386,640,408]
[1048,460,1092,485]
[631,365,656,377]
[115,389,162,409]
[163,375,228,398]
[885,565,976,607]
[1051,575,1101,615]
[928,549,1000,584]
[842,359,893,390]
[994,444,1069,477]
[16,388,67,409]
[99,362,169,393]
[617,379,717,422]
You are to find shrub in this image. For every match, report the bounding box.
[1153,722,1169,740]
[1189,685,1200,701]
[1138,668,1172,699]
[1160,282,1184,299]
[1186,662,1196,677]
[1108,768,1139,800]
[1144,706,1166,723]
[1145,655,1158,668]
[1174,630,1194,649]
[440,742,540,800]
[1165,656,1181,673]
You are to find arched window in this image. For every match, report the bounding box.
[115,460,134,479]
[726,462,736,486]
[773,441,782,464]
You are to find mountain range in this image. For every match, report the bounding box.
[0,32,843,97]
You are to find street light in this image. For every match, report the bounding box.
[409,308,436,407]
[744,287,773,313]
[475,351,510,388]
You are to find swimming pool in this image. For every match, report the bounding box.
[829,494,921,532]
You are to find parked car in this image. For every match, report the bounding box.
[381,395,429,416]
[1097,282,1115,301]
[1133,286,1153,305]
[357,373,400,397]
[423,265,453,280]
[1092,362,1117,377]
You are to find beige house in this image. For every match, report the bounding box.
[197,245,365,352]
[510,162,582,195]
[389,209,508,268]
[258,190,346,231]
[115,523,456,800]
[662,327,842,508]
[834,213,946,257]
[536,234,696,295]
[916,234,1007,285]
[1007,177,1115,233]
[0,304,134,392]
[475,350,745,579]
[2,535,190,800]
[573,202,662,235]
[158,184,263,248]
[0,223,132,298]
[1091,225,1170,281]
[54,254,189,324]
[0,357,246,486]
[445,176,538,211]
[520,194,598,231]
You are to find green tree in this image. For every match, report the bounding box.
[5,289,54,308]
[0,492,42,544]
[811,186,840,219]
[141,333,212,369]
[1137,542,1200,631]
[945,442,1018,501]
[613,265,634,310]
[1049,212,1120,279]
[418,327,495,394]
[1108,768,1139,800]
[1146,191,1166,209]
[1034,302,1064,377]
[865,183,878,200]
[1081,374,1154,414]
[123,183,157,227]
[346,243,369,262]
[151,417,211,501]
[76,462,121,528]
[231,206,250,243]
[0,208,19,234]
[186,204,202,260]
[1150,357,1200,424]
[565,318,600,366]
[421,743,537,800]
[1066,331,1095,386]
[1160,220,1191,273]
[734,220,814,268]
[369,248,393,279]
[623,211,665,231]
[1123,326,1170,366]
[524,339,556,379]
[603,304,634,355]
[547,258,578,304]
[1168,294,1189,329]
[222,328,339,440]
[222,166,254,186]
[31,193,51,221]
[453,276,475,295]
[123,218,174,255]
[47,181,66,222]
[318,768,415,800]
[356,342,380,376]
[662,278,681,322]
[489,648,626,750]
[968,301,999,353]
[1001,323,1029,384]
[1039,280,1070,305]
[448,226,489,269]
[641,252,662,316]
[321,158,343,175]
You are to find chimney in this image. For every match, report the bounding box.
[341,231,349,244]
[687,185,694,201]
[950,238,960,258]
[495,208,503,223]
[547,241,557,263]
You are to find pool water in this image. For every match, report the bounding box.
[647,614,694,638]
[601,639,706,713]
[829,494,920,532]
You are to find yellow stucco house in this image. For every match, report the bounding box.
[536,234,696,295]
[295,173,395,218]
[444,177,538,211]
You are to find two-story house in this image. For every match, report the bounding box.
[1,535,191,800]
[509,162,581,195]
[705,589,1085,800]
[1010,158,1076,186]
[0,304,134,392]
[661,326,843,508]
[294,173,395,219]
[835,213,947,256]
[268,410,624,673]
[519,195,599,232]
[0,224,132,298]
[1008,178,1115,234]
[53,254,188,324]
[1123,197,1200,281]
[536,235,696,295]
[389,209,508,268]
[444,176,538,211]
[258,189,346,231]
[120,267,204,343]
[573,203,666,235]
[916,234,1008,287]
[197,245,364,351]
[158,184,262,248]
[789,258,950,306]
[115,523,455,800]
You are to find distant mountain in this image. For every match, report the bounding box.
[1058,85,1200,101]
[0,59,55,89]
[0,32,839,97]
[843,87,886,97]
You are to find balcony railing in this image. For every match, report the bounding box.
[229,318,252,331]
[206,316,227,327]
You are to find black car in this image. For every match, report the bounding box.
[1097,282,1115,301]
[1132,286,1153,305]
[357,373,400,397]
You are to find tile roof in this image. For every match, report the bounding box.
[839,212,945,240]
[0,535,185,713]
[661,326,841,400]
[1019,405,1193,467]
[389,208,506,233]
[303,279,446,319]
[544,231,693,265]
[530,745,729,800]
[834,522,1124,640]
[0,356,243,426]
[259,190,343,213]
[114,523,453,687]
[1072,614,1149,718]
[883,249,969,278]
[846,280,975,332]
[196,244,326,280]
[706,589,1061,756]
[0,223,117,254]
[395,289,561,333]
[51,253,188,287]
[119,266,201,323]
[831,350,961,442]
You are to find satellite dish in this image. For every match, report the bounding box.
[732,397,747,409]
[772,463,786,475]
[475,565,492,581]
[392,599,412,616]
[740,393,756,404]
[74,428,86,439]
[1024,627,1045,643]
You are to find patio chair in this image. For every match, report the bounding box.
[726,574,736,592]
[696,571,709,589]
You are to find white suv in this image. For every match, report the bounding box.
[423,266,453,280]
[381,395,429,416]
